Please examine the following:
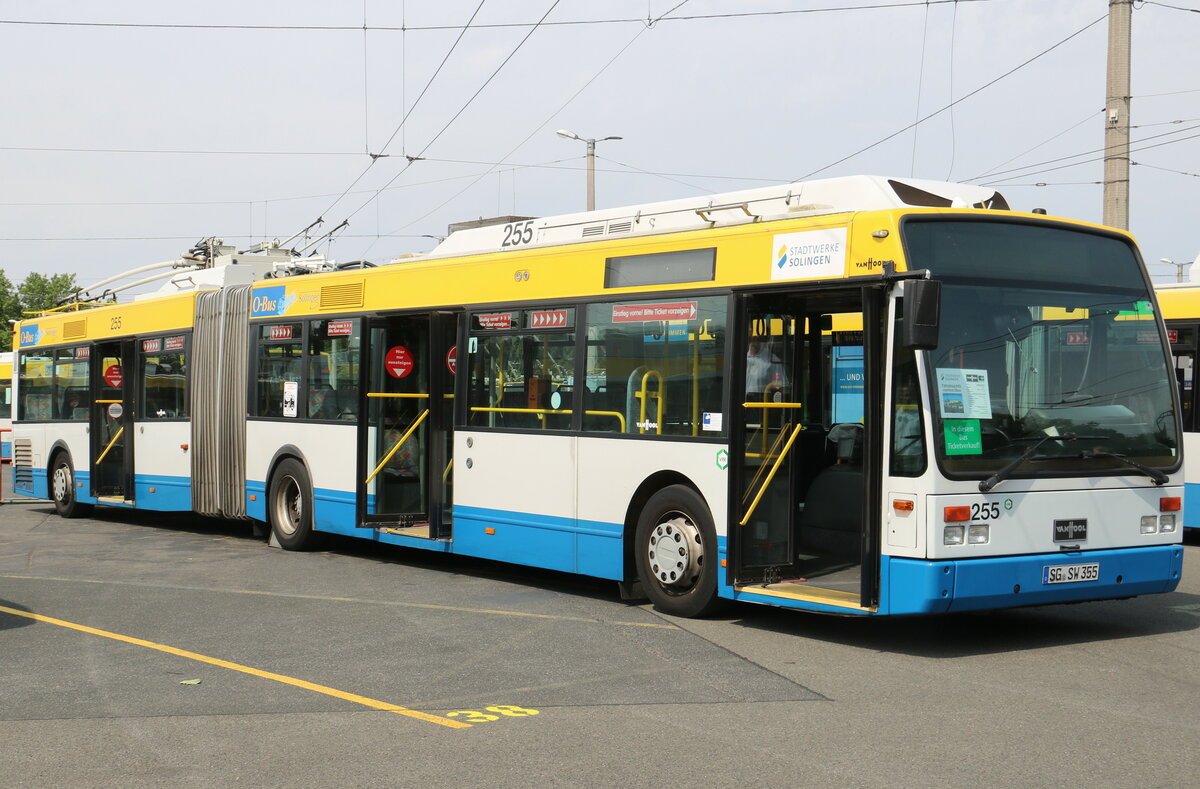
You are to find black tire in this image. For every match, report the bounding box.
[634,485,721,618]
[268,458,321,550]
[50,452,92,519]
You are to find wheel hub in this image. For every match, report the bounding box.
[52,466,70,502]
[646,513,703,589]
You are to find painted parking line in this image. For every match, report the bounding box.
[0,604,471,729]
[1,574,678,630]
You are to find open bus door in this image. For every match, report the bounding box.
[728,287,884,610]
[359,311,458,539]
[91,339,135,503]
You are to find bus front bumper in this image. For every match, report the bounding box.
[887,544,1184,615]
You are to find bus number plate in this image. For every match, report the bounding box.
[1042,563,1099,585]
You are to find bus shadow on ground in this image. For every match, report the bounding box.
[0,600,36,633]
[724,591,1200,658]
[320,532,623,603]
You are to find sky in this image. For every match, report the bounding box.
[2,0,1199,296]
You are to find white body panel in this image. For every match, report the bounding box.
[20,422,90,475]
[577,436,728,532]
[453,432,577,519]
[923,480,1182,560]
[246,421,358,492]
[132,422,191,479]
[1184,433,1200,486]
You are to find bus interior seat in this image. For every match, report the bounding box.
[796,423,864,559]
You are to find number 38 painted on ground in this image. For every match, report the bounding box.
[446,705,540,722]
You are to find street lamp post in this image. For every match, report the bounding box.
[556,129,621,211]
[1161,256,1197,283]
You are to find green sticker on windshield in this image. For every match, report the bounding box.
[944,419,983,455]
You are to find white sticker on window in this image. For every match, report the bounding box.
[702,412,723,432]
[283,381,298,418]
[935,368,993,419]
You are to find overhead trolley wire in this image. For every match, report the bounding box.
[357,17,651,260]
[794,13,1107,181]
[333,0,563,230]
[967,122,1200,182]
[312,0,490,224]
[0,2,994,33]
[979,128,1200,185]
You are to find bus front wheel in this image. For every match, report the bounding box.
[50,453,92,519]
[268,458,320,551]
[635,485,720,618]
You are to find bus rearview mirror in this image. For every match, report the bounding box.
[902,279,941,350]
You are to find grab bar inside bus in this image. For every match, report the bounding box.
[632,369,663,435]
[364,409,429,485]
[739,423,803,526]
[743,399,802,459]
[95,426,125,465]
[468,407,625,432]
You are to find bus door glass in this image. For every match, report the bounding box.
[1167,324,1197,432]
[91,340,134,501]
[731,289,881,605]
[361,312,457,537]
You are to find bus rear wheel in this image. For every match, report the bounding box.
[268,458,320,551]
[50,453,92,519]
[635,485,721,618]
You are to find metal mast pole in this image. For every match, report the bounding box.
[1104,0,1132,229]
[586,139,596,212]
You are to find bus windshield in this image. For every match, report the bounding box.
[903,219,1178,479]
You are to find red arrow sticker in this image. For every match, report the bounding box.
[529,310,568,328]
[104,364,123,388]
[445,345,457,375]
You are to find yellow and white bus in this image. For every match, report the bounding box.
[0,351,12,461]
[11,175,1185,616]
[1153,281,1200,530]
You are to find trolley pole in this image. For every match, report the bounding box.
[1104,0,1132,229]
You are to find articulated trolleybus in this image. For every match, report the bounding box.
[1,351,12,462]
[1154,280,1200,531]
[11,176,1184,617]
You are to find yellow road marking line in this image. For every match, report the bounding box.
[0,604,470,729]
[0,574,678,630]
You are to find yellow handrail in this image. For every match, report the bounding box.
[364,409,429,485]
[586,410,626,432]
[95,399,123,404]
[739,423,803,526]
[95,426,125,465]
[635,369,664,435]
[366,392,429,399]
[742,422,793,500]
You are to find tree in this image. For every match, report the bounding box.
[0,269,21,352]
[0,270,79,352]
[18,272,78,315]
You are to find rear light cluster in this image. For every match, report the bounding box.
[1143,497,1180,535]
[942,506,989,545]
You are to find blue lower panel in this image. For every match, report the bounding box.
[246,480,267,522]
[452,505,624,581]
[133,474,192,511]
[888,545,1184,615]
[1184,482,1200,530]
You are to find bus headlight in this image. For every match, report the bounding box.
[968,524,989,544]
[1140,515,1158,534]
[1159,514,1177,533]
[943,524,965,545]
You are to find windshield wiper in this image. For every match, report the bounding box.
[1077,449,1169,485]
[978,433,1099,493]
